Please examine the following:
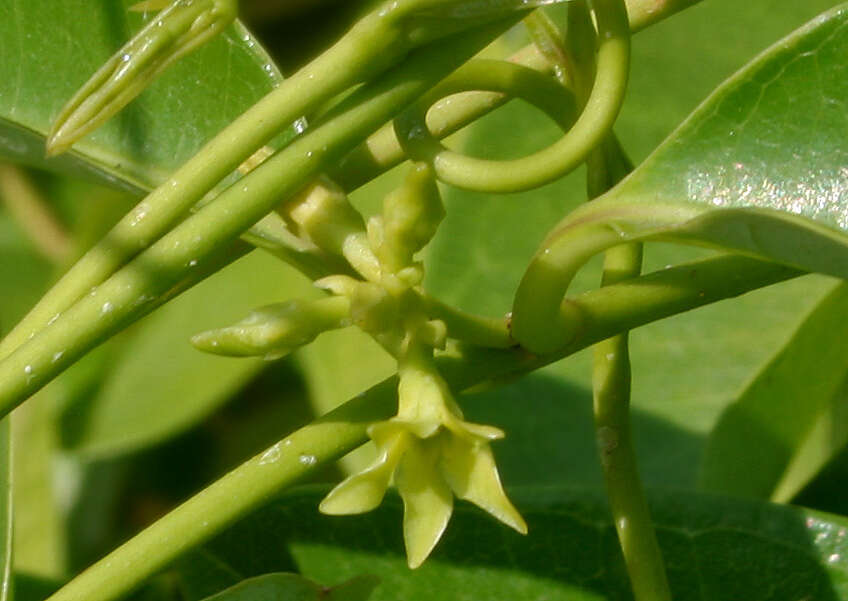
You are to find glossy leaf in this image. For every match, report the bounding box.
[700,281,848,502]
[0,0,282,191]
[592,3,848,276]
[197,573,378,601]
[423,0,841,489]
[182,485,848,600]
[60,251,315,459]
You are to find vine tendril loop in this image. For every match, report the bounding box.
[394,0,631,193]
[394,58,577,192]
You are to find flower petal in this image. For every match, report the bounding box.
[320,429,408,515]
[396,438,453,568]
[440,434,527,535]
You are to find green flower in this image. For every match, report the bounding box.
[320,345,526,568]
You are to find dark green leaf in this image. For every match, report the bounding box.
[201,574,320,601]
[0,0,282,190]
[700,281,848,502]
[196,573,378,601]
[185,485,848,600]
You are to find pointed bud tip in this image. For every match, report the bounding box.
[44,137,67,158]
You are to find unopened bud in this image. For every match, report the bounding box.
[47,0,238,155]
[378,163,444,273]
[191,295,350,360]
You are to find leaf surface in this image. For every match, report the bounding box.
[595,3,848,276]
[182,486,848,601]
[196,573,378,601]
[0,0,282,191]
[700,281,848,502]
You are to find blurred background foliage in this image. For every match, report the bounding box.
[1,0,846,598]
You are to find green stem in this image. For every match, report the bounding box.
[594,228,671,601]
[593,295,672,601]
[0,0,703,374]
[393,0,630,193]
[45,252,798,601]
[44,381,398,601]
[510,199,704,353]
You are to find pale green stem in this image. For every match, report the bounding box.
[593,259,672,600]
[0,19,520,419]
[45,252,799,601]
[591,174,671,601]
[0,0,703,372]
[510,200,704,354]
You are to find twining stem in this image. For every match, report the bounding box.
[593,243,672,601]
[539,0,672,589]
[44,253,800,601]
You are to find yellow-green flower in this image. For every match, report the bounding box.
[320,345,526,568]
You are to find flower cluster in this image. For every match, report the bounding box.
[193,164,525,566]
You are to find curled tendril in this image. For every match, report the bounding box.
[47,0,238,156]
[394,0,630,193]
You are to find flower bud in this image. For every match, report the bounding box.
[47,0,238,155]
[283,179,380,280]
[191,296,350,360]
[377,163,444,273]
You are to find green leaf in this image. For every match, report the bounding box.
[200,574,322,601]
[196,573,378,601]
[700,281,848,502]
[423,0,841,489]
[60,251,315,459]
[594,3,848,276]
[15,573,61,601]
[0,0,282,190]
[185,485,848,600]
